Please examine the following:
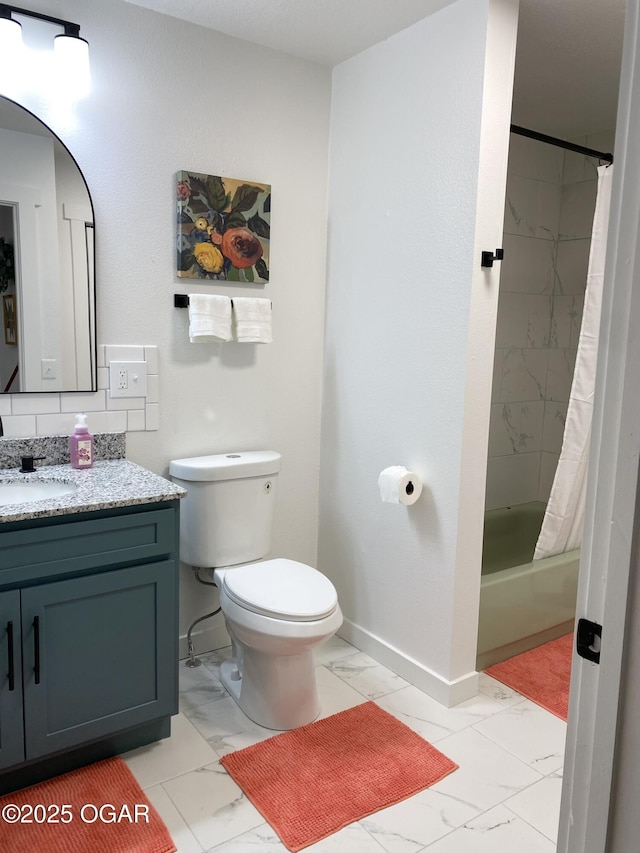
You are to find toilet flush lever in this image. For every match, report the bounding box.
[481,248,504,268]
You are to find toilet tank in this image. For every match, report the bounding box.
[169,451,280,568]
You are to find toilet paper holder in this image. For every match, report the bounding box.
[378,466,422,505]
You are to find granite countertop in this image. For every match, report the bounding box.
[0,459,186,523]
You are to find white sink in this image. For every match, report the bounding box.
[0,480,77,506]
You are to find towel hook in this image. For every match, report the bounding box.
[481,248,504,269]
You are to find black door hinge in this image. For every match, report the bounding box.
[577,618,602,663]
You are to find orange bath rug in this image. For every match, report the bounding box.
[220,700,458,852]
[0,756,176,853]
[485,632,573,720]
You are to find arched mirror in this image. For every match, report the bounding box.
[0,96,96,394]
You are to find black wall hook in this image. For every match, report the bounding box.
[481,248,504,268]
[174,294,272,310]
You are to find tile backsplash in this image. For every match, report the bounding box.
[0,432,126,469]
[0,345,159,439]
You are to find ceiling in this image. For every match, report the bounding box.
[121,0,626,138]
[512,0,625,137]
[119,0,453,67]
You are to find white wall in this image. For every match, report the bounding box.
[318,0,518,703]
[0,0,332,652]
[0,0,520,694]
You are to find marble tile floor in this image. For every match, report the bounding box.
[123,636,566,852]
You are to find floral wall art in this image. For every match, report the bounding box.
[177,171,271,282]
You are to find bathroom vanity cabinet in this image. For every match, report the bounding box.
[0,499,180,793]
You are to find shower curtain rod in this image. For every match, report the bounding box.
[510,124,614,165]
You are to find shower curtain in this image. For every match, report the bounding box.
[534,164,613,560]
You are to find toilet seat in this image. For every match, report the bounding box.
[221,558,338,622]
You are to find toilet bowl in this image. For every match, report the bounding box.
[214,559,343,730]
[169,451,343,730]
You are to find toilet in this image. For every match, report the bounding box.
[169,451,343,730]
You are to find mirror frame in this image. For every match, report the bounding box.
[0,95,96,394]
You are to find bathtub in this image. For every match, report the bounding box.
[476,501,580,670]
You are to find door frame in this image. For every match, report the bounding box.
[558,0,640,849]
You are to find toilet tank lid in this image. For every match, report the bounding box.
[169,451,281,482]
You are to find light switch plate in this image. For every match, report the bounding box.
[41,359,57,380]
[109,361,147,398]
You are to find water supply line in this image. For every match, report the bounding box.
[185,568,221,668]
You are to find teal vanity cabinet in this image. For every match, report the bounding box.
[0,499,180,792]
[0,590,23,770]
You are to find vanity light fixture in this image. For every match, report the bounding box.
[0,4,90,97]
[0,5,22,64]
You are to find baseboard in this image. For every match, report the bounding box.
[179,622,230,661]
[338,618,478,707]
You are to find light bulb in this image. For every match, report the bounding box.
[54,33,90,99]
[0,16,23,87]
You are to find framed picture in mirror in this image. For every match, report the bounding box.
[3,294,16,346]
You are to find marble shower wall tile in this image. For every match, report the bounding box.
[495,293,530,349]
[562,141,598,184]
[542,402,568,454]
[499,348,548,403]
[570,295,585,347]
[555,238,591,294]
[488,402,544,457]
[550,295,574,347]
[538,451,560,502]
[504,175,561,241]
[546,348,577,402]
[500,235,556,294]
[491,350,504,403]
[562,131,615,184]
[506,134,565,183]
[487,133,605,510]
[558,180,597,239]
[527,295,553,347]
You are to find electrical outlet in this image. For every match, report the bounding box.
[118,366,128,390]
[109,361,147,398]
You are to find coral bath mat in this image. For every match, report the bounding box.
[0,756,175,853]
[485,632,573,720]
[220,700,458,852]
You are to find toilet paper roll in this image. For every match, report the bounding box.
[378,466,422,506]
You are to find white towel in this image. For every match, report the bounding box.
[188,294,232,342]
[232,297,273,343]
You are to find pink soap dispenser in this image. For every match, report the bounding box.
[70,412,94,469]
